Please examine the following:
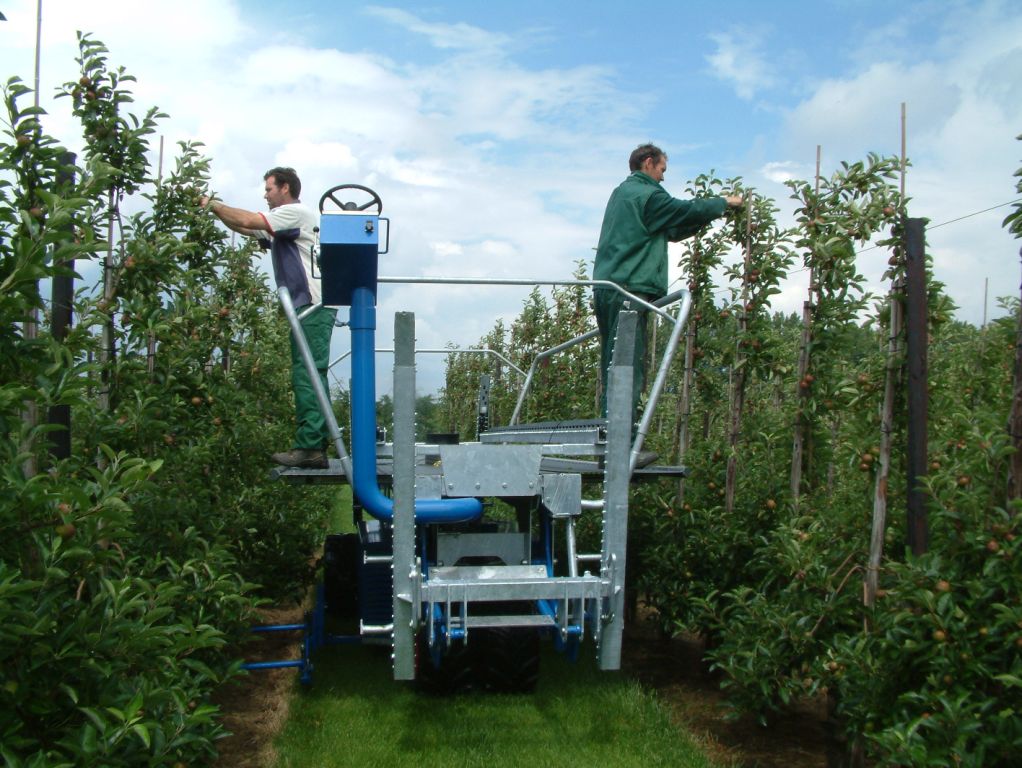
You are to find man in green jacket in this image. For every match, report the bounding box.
[594,144,742,462]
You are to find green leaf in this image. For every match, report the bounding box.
[80,723,98,754]
[131,722,151,748]
[994,673,1022,689]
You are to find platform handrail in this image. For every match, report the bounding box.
[279,286,354,485]
[295,275,689,479]
[377,277,680,324]
[510,288,689,426]
[330,346,527,379]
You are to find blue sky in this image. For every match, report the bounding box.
[2,0,1021,396]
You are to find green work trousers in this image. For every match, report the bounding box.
[595,287,650,422]
[290,305,337,450]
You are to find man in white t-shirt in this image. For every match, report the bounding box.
[202,167,336,468]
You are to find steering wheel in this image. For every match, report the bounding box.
[319,184,383,215]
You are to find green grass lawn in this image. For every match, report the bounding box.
[275,486,721,767]
[272,638,722,768]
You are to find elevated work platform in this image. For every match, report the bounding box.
[269,442,688,484]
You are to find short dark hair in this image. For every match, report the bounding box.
[629,143,666,172]
[264,166,301,199]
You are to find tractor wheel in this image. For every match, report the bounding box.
[475,627,540,693]
[414,630,474,696]
[323,533,358,618]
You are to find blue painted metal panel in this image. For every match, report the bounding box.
[320,213,380,306]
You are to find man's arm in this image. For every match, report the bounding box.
[652,192,745,242]
[201,195,267,237]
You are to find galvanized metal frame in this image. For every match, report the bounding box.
[295,276,689,483]
[391,312,416,679]
[385,308,639,669]
[330,346,527,379]
[598,310,636,669]
[279,276,655,674]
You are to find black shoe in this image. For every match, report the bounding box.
[271,449,328,469]
[634,450,659,469]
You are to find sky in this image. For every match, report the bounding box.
[1,0,1021,397]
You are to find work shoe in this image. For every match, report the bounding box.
[270,448,328,469]
[634,450,659,469]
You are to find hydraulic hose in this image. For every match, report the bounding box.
[349,287,482,524]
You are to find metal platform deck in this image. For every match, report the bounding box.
[270,453,687,483]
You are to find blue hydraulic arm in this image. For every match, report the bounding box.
[347,286,481,524]
[313,186,482,525]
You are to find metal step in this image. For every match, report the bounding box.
[430,564,549,581]
[539,456,690,479]
[462,614,556,629]
[422,566,607,603]
[268,454,688,485]
[270,459,422,484]
[269,458,348,483]
[480,418,606,447]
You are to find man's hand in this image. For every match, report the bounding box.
[724,194,744,208]
[200,196,267,234]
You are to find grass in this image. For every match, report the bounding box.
[272,638,722,768]
[327,485,355,534]
[274,485,721,767]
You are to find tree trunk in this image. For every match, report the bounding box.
[1007,246,1022,505]
[865,276,903,611]
[675,319,696,503]
[724,366,747,514]
[99,189,117,414]
[790,295,813,503]
[725,216,753,515]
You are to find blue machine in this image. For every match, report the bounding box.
[318,208,379,306]
[248,182,680,692]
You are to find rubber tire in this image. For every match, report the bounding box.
[414,630,474,696]
[323,533,358,618]
[475,627,540,694]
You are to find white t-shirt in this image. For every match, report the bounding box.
[259,202,321,306]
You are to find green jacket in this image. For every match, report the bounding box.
[594,171,728,298]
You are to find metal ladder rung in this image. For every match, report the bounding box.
[269,458,348,483]
[480,419,607,446]
[463,614,557,629]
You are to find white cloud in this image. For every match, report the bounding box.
[371,155,447,189]
[365,6,511,52]
[275,140,360,182]
[762,4,1022,326]
[3,0,1020,394]
[759,161,805,185]
[705,29,775,101]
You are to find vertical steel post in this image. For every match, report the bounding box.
[392,312,416,680]
[598,310,636,670]
[904,218,929,555]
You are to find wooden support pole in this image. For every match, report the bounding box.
[904,218,929,555]
[790,146,822,503]
[1008,246,1022,504]
[47,153,77,461]
[724,193,753,515]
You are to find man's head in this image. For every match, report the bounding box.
[263,167,301,209]
[629,143,667,182]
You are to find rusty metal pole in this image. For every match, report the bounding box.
[904,218,929,555]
